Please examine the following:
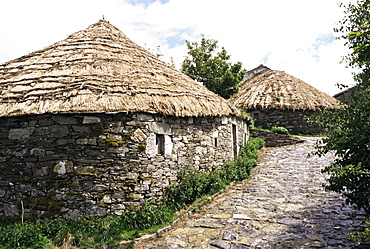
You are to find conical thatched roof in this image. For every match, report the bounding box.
[0,20,232,117]
[233,68,341,111]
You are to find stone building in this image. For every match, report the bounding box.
[333,85,361,104]
[0,20,250,218]
[232,66,341,133]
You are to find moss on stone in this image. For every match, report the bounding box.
[77,172,98,177]
[100,137,128,147]
[137,142,147,152]
[139,173,152,181]
[123,179,137,186]
[123,133,132,139]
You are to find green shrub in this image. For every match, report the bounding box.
[120,202,174,231]
[349,219,370,244]
[271,126,290,135]
[0,222,53,249]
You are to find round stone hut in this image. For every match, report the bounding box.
[0,20,250,218]
[232,65,341,133]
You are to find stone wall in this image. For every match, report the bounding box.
[250,129,303,147]
[250,109,322,134]
[0,112,248,218]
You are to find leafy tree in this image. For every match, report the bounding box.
[313,0,370,216]
[181,36,246,99]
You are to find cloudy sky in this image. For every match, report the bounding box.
[0,0,356,95]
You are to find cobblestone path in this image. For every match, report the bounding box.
[136,137,367,249]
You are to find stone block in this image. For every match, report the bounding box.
[173,129,186,136]
[53,116,78,125]
[149,122,172,135]
[76,138,97,145]
[135,184,150,192]
[54,160,68,175]
[126,172,139,179]
[83,116,101,124]
[35,125,68,139]
[85,149,105,158]
[132,128,147,142]
[112,204,126,215]
[3,204,19,216]
[72,125,91,133]
[73,165,96,173]
[12,148,29,157]
[102,195,112,203]
[56,138,75,145]
[93,184,109,191]
[196,146,204,154]
[136,113,154,121]
[66,209,83,219]
[30,148,45,157]
[8,127,35,140]
[38,119,55,126]
[33,167,49,177]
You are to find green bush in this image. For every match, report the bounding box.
[349,219,370,244]
[271,126,290,135]
[0,222,53,249]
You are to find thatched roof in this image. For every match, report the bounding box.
[232,68,341,111]
[0,20,233,117]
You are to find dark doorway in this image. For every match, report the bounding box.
[232,124,237,157]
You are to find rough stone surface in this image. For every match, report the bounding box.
[251,109,323,133]
[136,137,367,249]
[250,129,303,147]
[0,112,248,218]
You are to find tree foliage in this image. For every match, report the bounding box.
[181,36,246,99]
[313,0,370,216]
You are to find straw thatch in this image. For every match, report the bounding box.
[0,20,232,117]
[233,68,341,111]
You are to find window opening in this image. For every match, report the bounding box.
[243,124,248,144]
[232,124,237,157]
[156,134,165,155]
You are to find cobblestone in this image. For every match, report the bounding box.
[136,137,367,249]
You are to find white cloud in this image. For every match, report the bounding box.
[0,0,357,95]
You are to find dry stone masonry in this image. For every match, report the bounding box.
[0,112,248,219]
[250,110,322,134]
[250,129,304,147]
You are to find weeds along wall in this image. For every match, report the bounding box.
[0,112,249,219]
